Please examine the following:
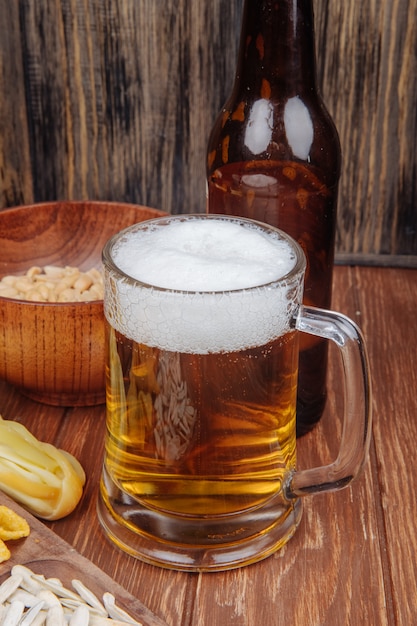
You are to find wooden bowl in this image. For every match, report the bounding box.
[0,201,166,406]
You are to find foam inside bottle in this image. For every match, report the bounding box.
[104,217,303,354]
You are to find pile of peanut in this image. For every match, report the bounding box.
[0,266,104,303]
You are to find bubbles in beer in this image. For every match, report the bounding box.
[105,217,302,354]
[101,216,300,549]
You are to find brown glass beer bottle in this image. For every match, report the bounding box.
[206,0,341,436]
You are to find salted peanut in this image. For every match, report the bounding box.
[58,288,82,302]
[1,276,18,286]
[0,286,18,298]
[64,273,82,288]
[36,283,50,301]
[34,273,56,283]
[86,268,102,282]
[79,290,99,302]
[47,292,60,303]
[88,283,104,299]
[26,266,42,278]
[14,278,33,293]
[32,277,56,294]
[53,280,74,295]
[0,265,104,303]
[73,274,93,292]
[25,289,48,302]
[43,265,65,278]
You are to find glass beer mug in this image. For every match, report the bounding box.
[98,214,371,572]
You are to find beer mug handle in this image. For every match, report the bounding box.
[286,306,372,498]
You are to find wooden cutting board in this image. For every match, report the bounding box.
[0,490,169,626]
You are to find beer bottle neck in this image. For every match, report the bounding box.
[233,0,318,98]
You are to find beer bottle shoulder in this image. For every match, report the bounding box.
[207,91,341,187]
[207,0,341,187]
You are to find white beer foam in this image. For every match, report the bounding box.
[105,218,300,353]
[112,219,295,290]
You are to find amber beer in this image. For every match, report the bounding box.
[99,215,372,571]
[104,327,298,516]
[208,159,335,433]
[100,216,305,550]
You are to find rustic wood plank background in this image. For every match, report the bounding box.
[0,0,416,261]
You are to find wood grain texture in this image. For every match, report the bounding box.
[0,0,415,257]
[190,266,389,626]
[0,0,242,213]
[0,201,165,406]
[314,0,417,256]
[0,266,417,624]
[354,267,417,625]
[0,492,169,626]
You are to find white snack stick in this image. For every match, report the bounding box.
[0,566,142,625]
[36,590,61,609]
[23,611,48,626]
[45,602,65,626]
[71,580,107,615]
[1,599,24,626]
[68,603,90,626]
[11,567,43,595]
[37,578,84,604]
[7,589,39,608]
[0,575,23,604]
[102,593,142,625]
[18,600,45,625]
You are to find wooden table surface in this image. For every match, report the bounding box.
[0,265,416,625]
